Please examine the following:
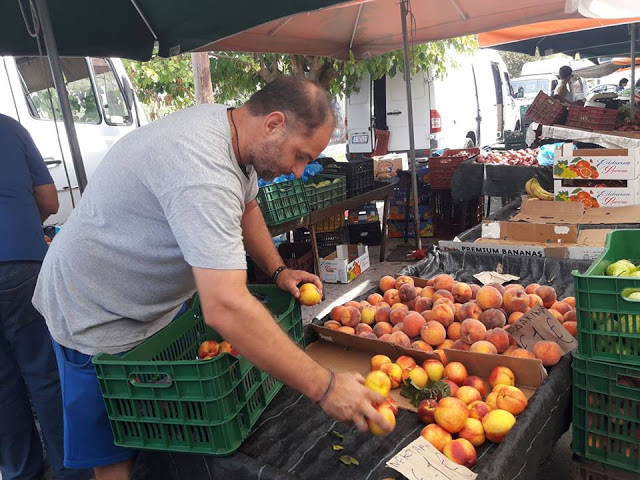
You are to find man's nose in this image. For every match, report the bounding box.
[292,163,305,179]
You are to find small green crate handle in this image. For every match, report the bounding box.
[276,183,294,192]
[128,372,173,388]
[621,288,640,302]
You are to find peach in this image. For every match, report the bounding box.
[329,306,344,321]
[470,340,498,354]
[468,401,491,421]
[340,306,361,327]
[485,392,498,410]
[443,438,477,468]
[427,277,436,287]
[479,308,506,329]
[355,323,373,335]
[470,284,481,299]
[421,321,446,346]
[398,283,418,303]
[492,384,509,394]
[323,320,341,330]
[458,418,486,448]
[461,318,487,344]
[420,424,452,453]
[392,323,404,333]
[379,333,392,342]
[496,386,528,415]
[415,287,423,296]
[451,339,471,351]
[367,404,396,436]
[378,302,391,309]
[418,398,438,424]
[528,294,544,308]
[336,326,355,335]
[421,310,432,322]
[435,397,469,433]
[504,284,524,291]
[197,340,219,359]
[455,386,482,405]
[451,282,473,303]
[433,298,455,308]
[358,331,378,340]
[503,288,530,314]
[344,301,361,309]
[403,312,426,338]
[370,354,392,371]
[360,306,376,325]
[367,293,384,305]
[423,359,445,382]
[438,339,455,350]
[476,286,503,310]
[390,307,408,326]
[384,289,403,306]
[487,282,506,295]
[365,370,391,397]
[396,355,417,372]
[533,341,563,367]
[551,301,572,316]
[447,322,462,341]
[443,379,458,396]
[299,283,322,306]
[359,300,371,309]
[444,361,468,386]
[503,345,519,356]
[434,274,456,291]
[508,311,524,325]
[420,286,436,299]
[414,297,433,313]
[433,290,455,303]
[482,409,516,443]
[395,275,415,288]
[379,275,397,293]
[525,283,540,295]
[463,376,487,397]
[548,309,565,323]
[485,328,510,354]
[510,348,536,360]
[562,296,576,308]
[564,321,577,337]
[535,286,557,308]
[380,362,403,388]
[411,340,434,352]
[457,302,483,322]
[434,349,448,366]
[374,306,391,324]
[406,299,417,312]
[488,366,515,388]
[391,302,408,311]
[408,366,429,389]
[384,396,399,416]
[373,322,393,337]
[563,310,577,324]
[431,303,455,328]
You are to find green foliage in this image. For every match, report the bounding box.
[401,379,451,407]
[499,51,541,77]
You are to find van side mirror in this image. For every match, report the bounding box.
[516,87,524,99]
[121,75,135,109]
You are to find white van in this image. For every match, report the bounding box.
[0,56,145,225]
[346,49,519,156]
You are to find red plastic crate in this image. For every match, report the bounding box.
[525,91,568,125]
[566,106,618,131]
[428,156,466,189]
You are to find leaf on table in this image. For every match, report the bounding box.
[330,430,344,439]
[332,444,344,451]
[340,455,359,466]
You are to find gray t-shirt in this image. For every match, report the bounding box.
[33,104,258,355]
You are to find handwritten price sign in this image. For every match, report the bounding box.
[505,304,577,354]
[387,437,477,480]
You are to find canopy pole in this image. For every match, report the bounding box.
[400,0,422,251]
[34,0,88,194]
[631,23,637,121]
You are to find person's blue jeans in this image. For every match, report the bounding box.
[0,261,91,480]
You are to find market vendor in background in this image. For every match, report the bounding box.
[33,76,391,480]
[618,78,629,92]
[554,65,576,102]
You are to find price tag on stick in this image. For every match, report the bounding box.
[505,304,577,353]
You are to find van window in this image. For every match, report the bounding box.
[91,58,131,126]
[16,56,100,124]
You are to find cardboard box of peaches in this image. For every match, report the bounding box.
[309,274,577,468]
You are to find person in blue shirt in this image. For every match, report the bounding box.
[0,114,89,480]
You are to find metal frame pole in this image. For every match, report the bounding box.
[631,23,637,122]
[400,0,422,250]
[35,0,88,194]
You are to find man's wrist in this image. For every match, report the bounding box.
[271,265,288,284]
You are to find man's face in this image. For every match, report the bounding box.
[248,113,334,181]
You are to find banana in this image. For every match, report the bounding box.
[525,178,534,196]
[530,178,554,200]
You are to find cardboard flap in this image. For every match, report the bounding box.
[582,206,640,224]
[511,199,585,224]
[498,222,578,244]
[577,229,611,245]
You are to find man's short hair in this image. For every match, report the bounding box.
[245,76,334,133]
[559,66,573,80]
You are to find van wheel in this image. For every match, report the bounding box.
[464,137,475,148]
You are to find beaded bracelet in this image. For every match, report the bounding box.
[314,370,336,405]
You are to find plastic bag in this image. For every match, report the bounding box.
[257,162,324,186]
[537,142,574,166]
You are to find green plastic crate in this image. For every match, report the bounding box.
[304,174,346,210]
[572,353,640,474]
[256,178,311,225]
[92,285,303,455]
[572,230,640,366]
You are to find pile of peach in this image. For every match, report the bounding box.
[197,340,237,360]
[370,354,527,468]
[323,274,576,367]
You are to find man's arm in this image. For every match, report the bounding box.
[242,199,322,297]
[33,184,59,222]
[193,267,391,433]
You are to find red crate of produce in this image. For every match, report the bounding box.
[566,106,618,131]
[525,91,568,125]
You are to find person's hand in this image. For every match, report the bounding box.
[319,372,393,434]
[275,268,323,299]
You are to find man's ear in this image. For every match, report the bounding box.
[263,111,287,136]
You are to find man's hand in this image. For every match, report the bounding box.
[275,268,323,299]
[319,372,393,433]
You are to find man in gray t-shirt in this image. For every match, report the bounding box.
[33,77,390,479]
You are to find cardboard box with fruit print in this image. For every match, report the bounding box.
[554,178,640,208]
[554,144,640,180]
[319,244,370,283]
